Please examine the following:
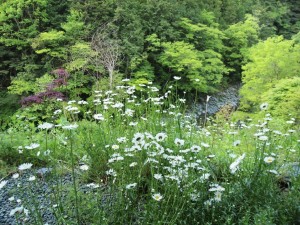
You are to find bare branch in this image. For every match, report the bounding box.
[91,25,120,89]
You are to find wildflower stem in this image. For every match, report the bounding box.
[69,131,80,224]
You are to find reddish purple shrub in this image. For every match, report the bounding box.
[21,95,43,106]
[20,68,69,107]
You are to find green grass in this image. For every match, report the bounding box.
[0,83,299,224]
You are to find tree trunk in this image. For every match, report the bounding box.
[108,68,113,89]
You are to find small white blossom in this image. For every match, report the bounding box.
[174,138,185,146]
[25,143,40,150]
[152,193,163,201]
[38,122,54,130]
[264,156,275,164]
[93,114,104,121]
[209,184,225,192]
[233,140,241,147]
[260,103,268,111]
[12,173,19,179]
[28,176,36,181]
[154,174,163,181]
[9,206,25,217]
[54,109,62,115]
[117,137,128,143]
[111,144,119,150]
[79,165,89,171]
[229,153,246,174]
[62,124,78,130]
[201,142,210,148]
[258,136,268,141]
[129,162,138,167]
[78,100,88,105]
[0,180,8,190]
[18,163,33,171]
[155,133,167,142]
[126,183,137,189]
[268,170,278,175]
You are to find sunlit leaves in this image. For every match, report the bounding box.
[239,36,300,114]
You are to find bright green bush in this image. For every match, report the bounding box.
[261,77,300,120]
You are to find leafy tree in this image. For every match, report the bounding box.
[0,0,49,88]
[128,54,155,89]
[32,9,88,66]
[178,13,226,52]
[145,13,228,93]
[252,0,298,39]
[219,0,255,26]
[261,77,300,120]
[239,35,300,111]
[147,32,227,93]
[224,14,260,81]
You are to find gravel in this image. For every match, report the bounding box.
[190,84,241,118]
[0,168,106,225]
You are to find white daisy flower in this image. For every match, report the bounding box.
[38,122,54,130]
[126,183,137,189]
[129,122,138,126]
[132,133,145,145]
[155,133,167,142]
[12,173,19,179]
[258,136,268,141]
[9,206,24,216]
[268,170,278,175]
[53,109,62,115]
[62,124,78,130]
[28,176,36,181]
[117,137,128,143]
[233,140,241,147]
[260,103,268,111]
[152,193,163,201]
[209,184,225,192]
[190,145,201,153]
[264,156,275,164]
[86,183,100,189]
[93,114,104,121]
[111,145,119,150]
[18,163,33,171]
[0,180,8,190]
[79,165,89,171]
[78,100,88,105]
[214,191,222,202]
[174,138,184,146]
[25,143,40,150]
[129,162,138,167]
[201,142,210,148]
[229,153,246,174]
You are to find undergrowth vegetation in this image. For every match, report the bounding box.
[0,80,299,224]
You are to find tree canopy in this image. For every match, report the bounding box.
[0,0,299,121]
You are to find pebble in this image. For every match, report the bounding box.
[0,168,105,225]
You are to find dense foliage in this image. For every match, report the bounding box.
[0,0,299,124]
[0,84,299,224]
[0,1,299,223]
[1,1,299,88]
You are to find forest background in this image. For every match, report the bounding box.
[0,0,299,125]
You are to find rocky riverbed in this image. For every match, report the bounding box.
[190,83,241,120]
[0,168,107,225]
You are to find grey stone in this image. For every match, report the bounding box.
[36,167,53,178]
[190,84,241,119]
